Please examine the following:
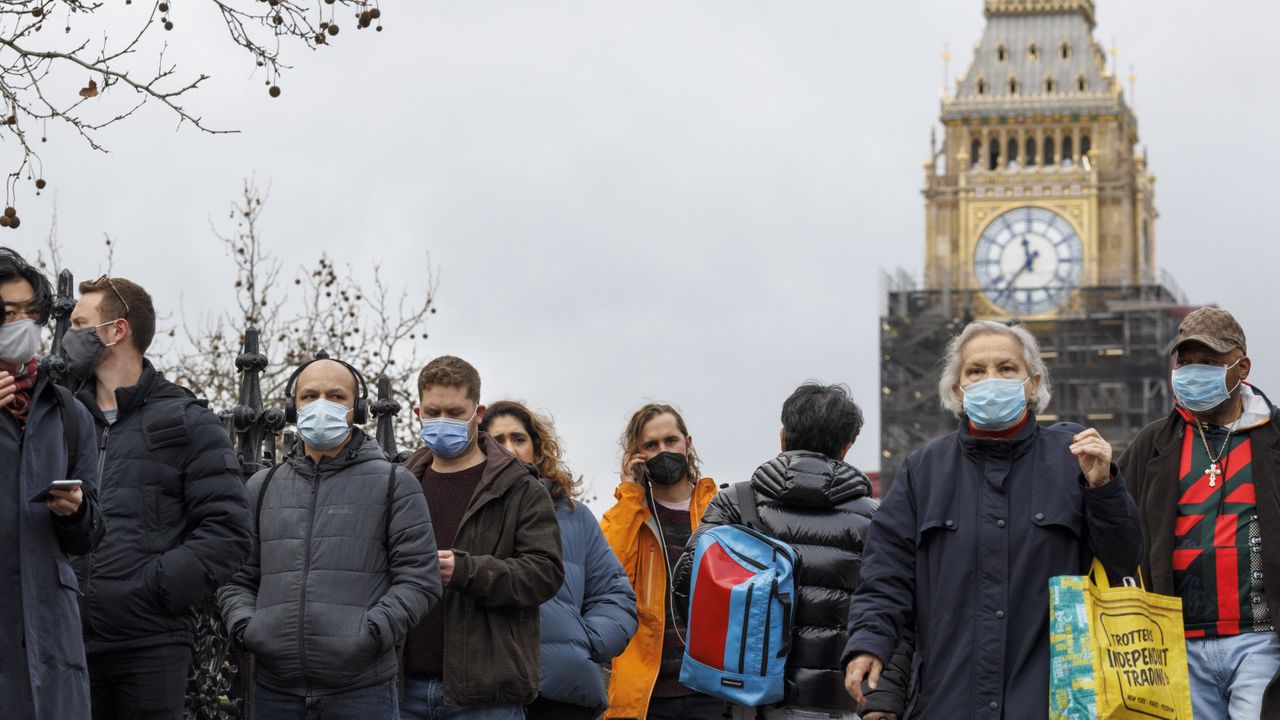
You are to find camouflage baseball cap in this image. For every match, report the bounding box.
[1169,307,1247,356]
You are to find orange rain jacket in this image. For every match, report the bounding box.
[599,477,718,720]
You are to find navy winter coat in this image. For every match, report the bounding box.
[843,419,1142,719]
[536,498,637,713]
[0,372,104,719]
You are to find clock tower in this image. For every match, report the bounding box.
[925,0,1157,317]
[879,0,1192,491]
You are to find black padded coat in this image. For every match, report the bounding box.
[675,450,887,713]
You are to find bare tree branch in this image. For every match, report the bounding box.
[173,178,437,450]
[0,0,387,211]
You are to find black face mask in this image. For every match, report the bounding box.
[644,451,689,487]
[61,326,109,380]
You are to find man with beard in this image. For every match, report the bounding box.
[602,403,721,720]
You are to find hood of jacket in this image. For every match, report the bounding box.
[750,450,872,506]
[286,428,386,475]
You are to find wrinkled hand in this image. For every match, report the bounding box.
[1070,428,1113,487]
[438,549,455,587]
[46,486,83,517]
[0,372,16,409]
[844,652,883,706]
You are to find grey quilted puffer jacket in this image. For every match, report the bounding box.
[218,431,442,695]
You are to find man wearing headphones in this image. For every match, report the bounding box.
[67,275,251,720]
[218,356,442,719]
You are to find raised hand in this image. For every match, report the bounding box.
[1070,428,1113,487]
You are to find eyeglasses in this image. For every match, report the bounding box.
[94,274,130,318]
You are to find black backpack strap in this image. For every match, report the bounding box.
[734,481,760,531]
[385,464,397,550]
[253,464,283,545]
[51,384,79,477]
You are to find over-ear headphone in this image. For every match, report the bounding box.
[283,351,370,425]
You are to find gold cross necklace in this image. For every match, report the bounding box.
[1194,420,1235,488]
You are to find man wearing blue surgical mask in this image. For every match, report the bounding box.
[1119,307,1280,719]
[218,358,442,720]
[400,355,563,720]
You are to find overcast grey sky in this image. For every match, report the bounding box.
[19,1,1280,511]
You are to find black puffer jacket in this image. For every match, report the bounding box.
[675,451,881,712]
[76,360,251,653]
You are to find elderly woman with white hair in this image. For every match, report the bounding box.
[839,320,1142,719]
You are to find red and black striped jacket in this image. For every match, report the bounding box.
[1118,386,1280,715]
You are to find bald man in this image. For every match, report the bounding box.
[218,358,442,720]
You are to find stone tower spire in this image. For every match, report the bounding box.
[984,0,1096,27]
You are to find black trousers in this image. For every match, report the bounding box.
[88,643,191,720]
[647,694,729,720]
[525,696,599,720]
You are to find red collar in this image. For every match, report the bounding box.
[968,412,1032,439]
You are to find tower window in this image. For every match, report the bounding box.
[1008,76,1020,95]
[1025,137,1037,166]
[1028,43,1040,61]
[1045,77,1056,93]
[1007,138,1019,167]
[1044,137,1056,166]
[1062,136,1074,166]
[989,138,1000,171]
[997,44,1009,62]
[1061,42,1072,60]
[1077,75,1088,92]
[976,78,988,95]
[1080,134,1092,160]
[971,139,982,168]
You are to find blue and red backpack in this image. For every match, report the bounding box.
[680,483,800,708]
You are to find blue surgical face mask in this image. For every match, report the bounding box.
[297,398,353,451]
[1172,358,1243,413]
[420,408,476,459]
[962,377,1031,430]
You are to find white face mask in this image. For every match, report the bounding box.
[0,319,41,365]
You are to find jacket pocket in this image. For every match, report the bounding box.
[1029,501,1082,539]
[915,518,959,545]
[52,558,88,669]
[308,605,381,687]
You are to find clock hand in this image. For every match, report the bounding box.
[997,263,1030,301]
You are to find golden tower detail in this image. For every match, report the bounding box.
[923,0,1156,318]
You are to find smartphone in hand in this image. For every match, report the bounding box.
[28,479,83,503]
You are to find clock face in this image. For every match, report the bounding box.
[974,207,1084,316]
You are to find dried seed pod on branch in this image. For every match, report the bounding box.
[0,0,386,215]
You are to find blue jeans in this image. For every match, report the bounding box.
[1186,631,1280,719]
[253,680,400,720]
[399,677,525,720]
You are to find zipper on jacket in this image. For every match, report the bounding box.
[760,579,774,676]
[296,469,321,691]
[738,581,754,674]
[82,425,112,637]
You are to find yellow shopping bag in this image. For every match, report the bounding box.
[1049,560,1194,719]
